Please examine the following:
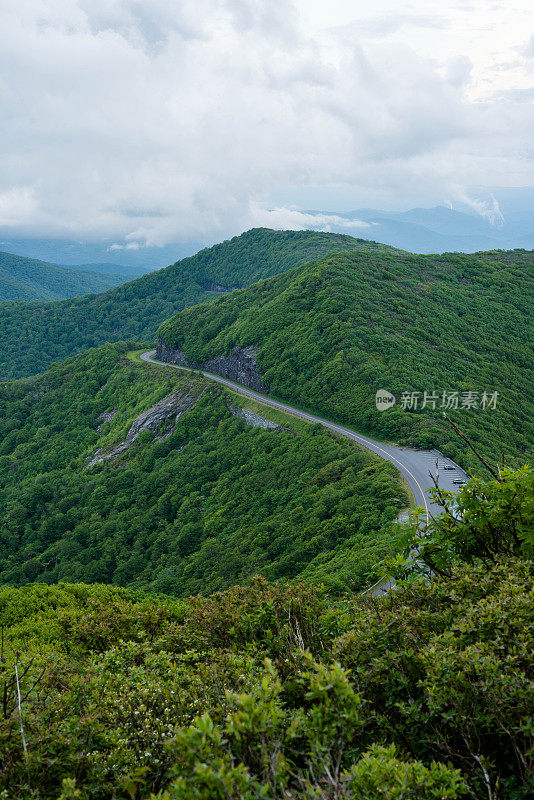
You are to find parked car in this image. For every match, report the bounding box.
[452,479,467,485]
[442,465,455,470]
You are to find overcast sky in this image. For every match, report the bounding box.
[1,0,534,248]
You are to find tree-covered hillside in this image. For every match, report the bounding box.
[1,468,532,800]
[0,229,397,380]
[0,342,405,594]
[158,248,534,472]
[0,250,125,301]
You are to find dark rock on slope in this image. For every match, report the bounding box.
[87,387,201,467]
[156,341,268,393]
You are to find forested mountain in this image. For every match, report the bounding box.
[158,248,534,472]
[0,229,397,380]
[0,250,125,301]
[61,261,146,277]
[0,342,404,593]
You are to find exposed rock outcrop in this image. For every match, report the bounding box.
[156,340,268,393]
[156,341,189,367]
[96,409,118,433]
[227,404,280,430]
[200,280,246,293]
[86,388,200,468]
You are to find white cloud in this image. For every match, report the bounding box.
[0,0,533,246]
[0,186,39,227]
[109,241,142,250]
[457,192,506,227]
[250,205,376,232]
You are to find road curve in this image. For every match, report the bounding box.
[140,350,469,519]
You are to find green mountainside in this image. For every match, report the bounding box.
[0,229,397,380]
[0,342,404,593]
[158,248,534,472]
[0,250,125,301]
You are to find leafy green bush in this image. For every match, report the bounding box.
[334,559,534,799]
[393,465,534,577]
[157,659,466,800]
[3,556,531,798]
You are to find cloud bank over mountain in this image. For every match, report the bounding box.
[1,0,533,248]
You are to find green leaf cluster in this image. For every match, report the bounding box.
[1,551,532,798]
[392,465,534,578]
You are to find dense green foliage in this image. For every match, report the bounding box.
[1,511,532,798]
[0,342,404,593]
[159,248,534,472]
[0,229,395,379]
[392,465,534,580]
[0,250,124,301]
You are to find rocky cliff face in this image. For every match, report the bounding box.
[86,388,200,468]
[156,340,268,393]
[156,341,189,367]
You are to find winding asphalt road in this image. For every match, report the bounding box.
[140,350,469,520]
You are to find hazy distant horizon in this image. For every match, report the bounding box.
[3,185,534,273]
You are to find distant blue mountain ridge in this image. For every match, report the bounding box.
[2,187,533,269]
